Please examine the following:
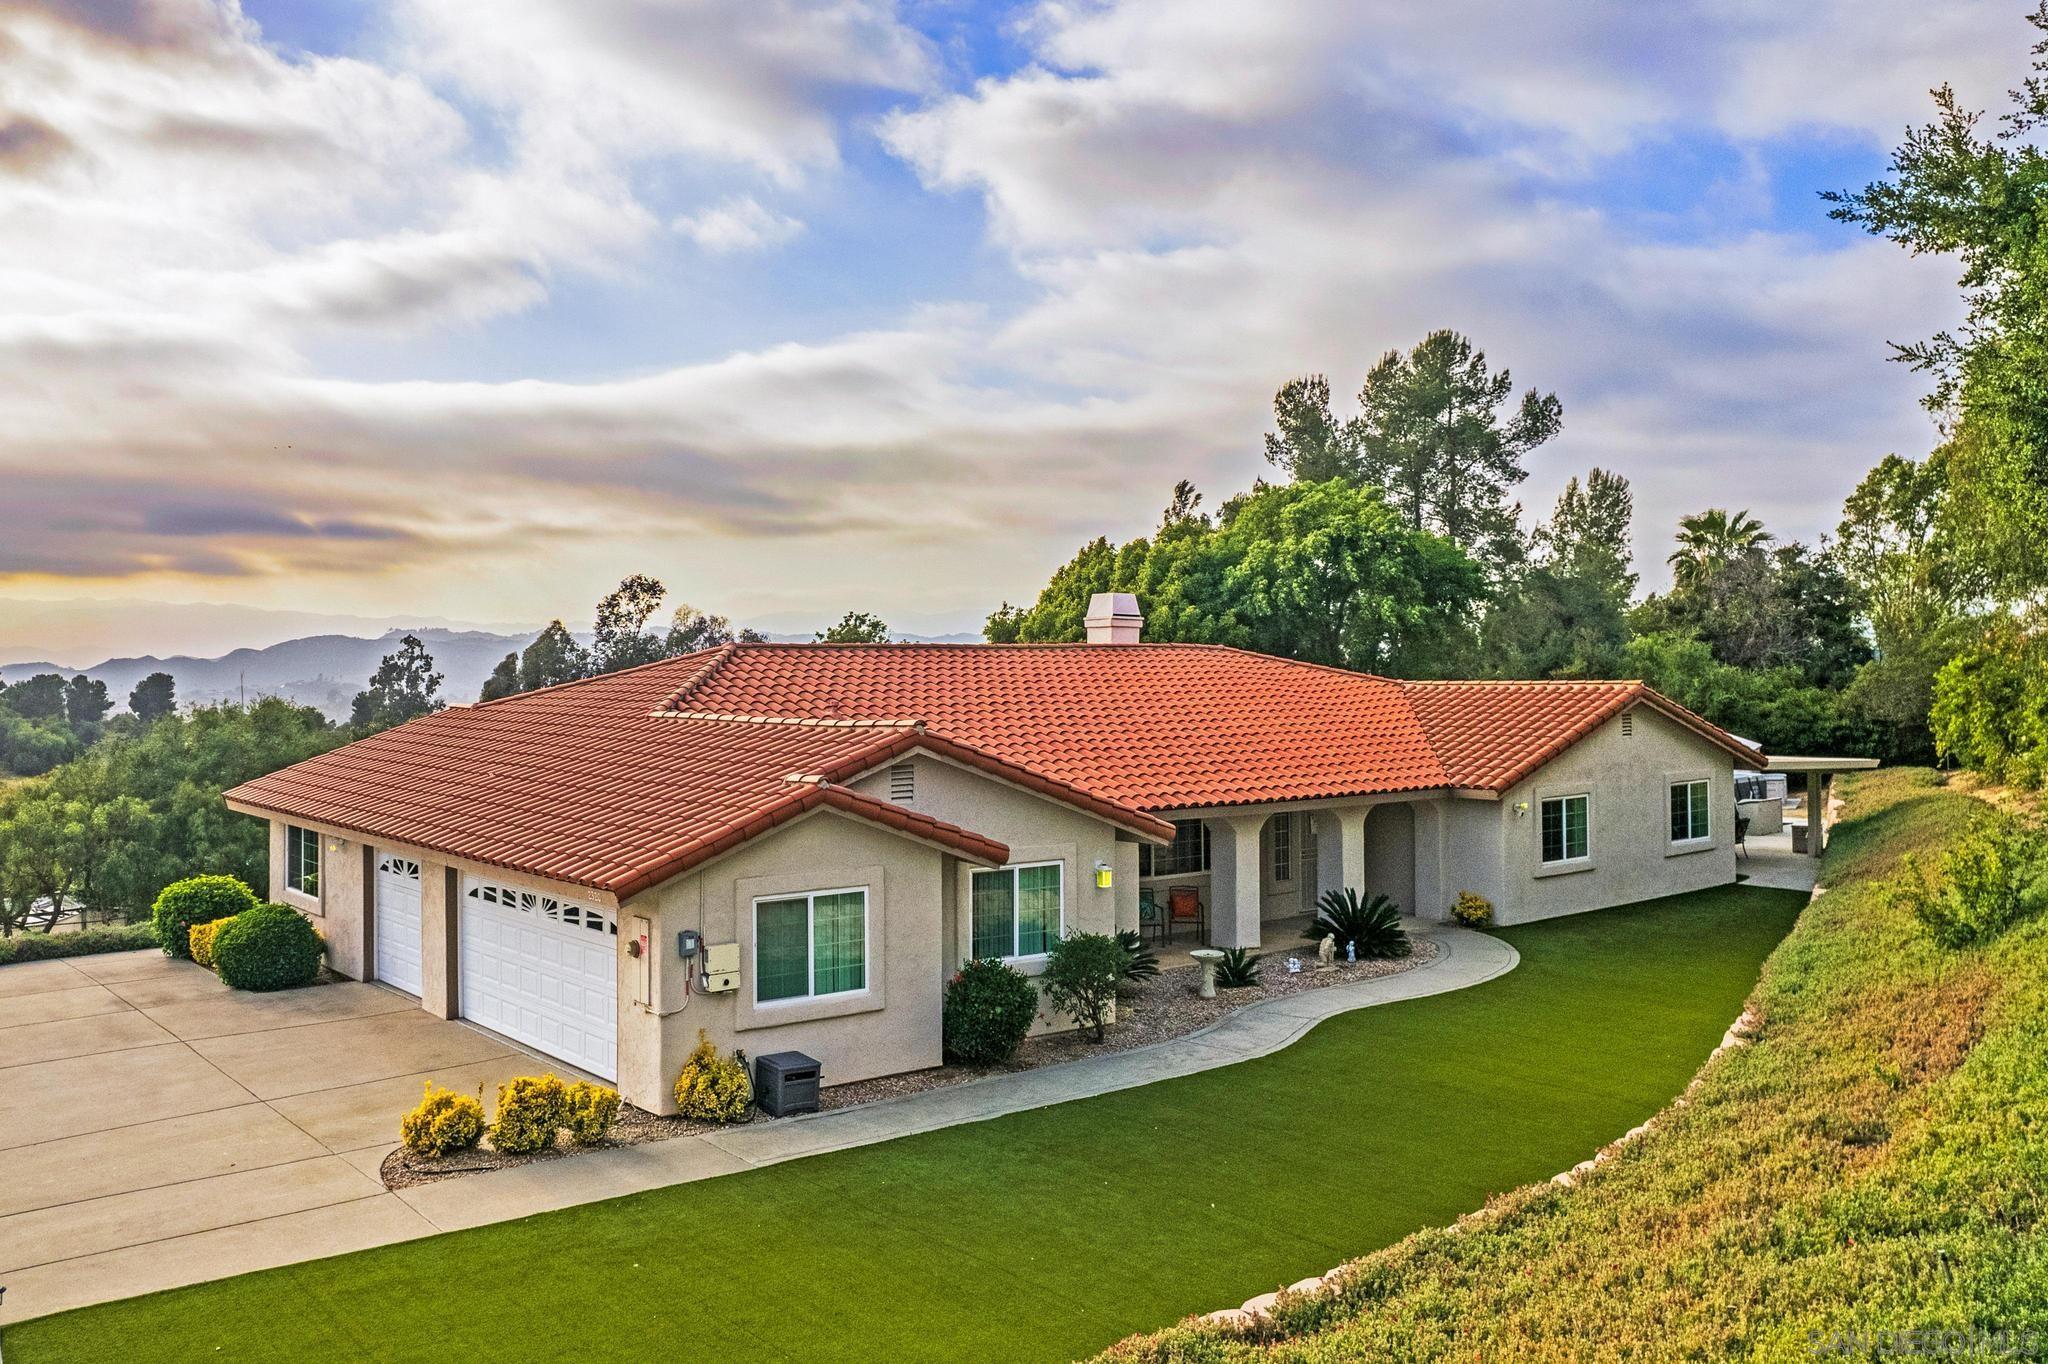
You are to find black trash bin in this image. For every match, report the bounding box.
[755,1051,821,1117]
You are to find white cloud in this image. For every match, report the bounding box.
[673,196,806,254]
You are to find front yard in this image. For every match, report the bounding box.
[9,883,1802,1363]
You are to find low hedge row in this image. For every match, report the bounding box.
[0,923,158,966]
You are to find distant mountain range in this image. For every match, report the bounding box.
[0,626,982,720]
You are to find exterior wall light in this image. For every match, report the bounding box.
[1094,861,1113,889]
[1513,801,1530,818]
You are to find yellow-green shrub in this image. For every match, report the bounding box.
[1451,891,1494,928]
[674,1031,751,1123]
[399,1082,485,1157]
[187,915,233,969]
[491,1074,567,1154]
[563,1080,621,1145]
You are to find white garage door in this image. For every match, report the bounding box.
[459,876,618,1080]
[373,853,423,997]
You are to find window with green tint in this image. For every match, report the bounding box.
[1670,779,1710,842]
[755,898,810,1002]
[970,863,1063,960]
[812,891,866,996]
[1540,794,1590,864]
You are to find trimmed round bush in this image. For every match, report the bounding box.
[563,1080,621,1146]
[674,1031,752,1122]
[942,957,1040,1065]
[211,902,324,991]
[491,1074,567,1154]
[187,915,234,969]
[151,875,258,959]
[399,1082,485,1157]
[1451,890,1495,928]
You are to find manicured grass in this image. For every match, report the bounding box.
[10,885,1801,1364]
[1103,770,2048,1361]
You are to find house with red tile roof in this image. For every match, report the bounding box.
[226,594,1765,1112]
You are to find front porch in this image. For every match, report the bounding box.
[1136,798,1449,951]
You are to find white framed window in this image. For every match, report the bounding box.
[1271,817,1292,882]
[970,862,1064,961]
[286,825,321,896]
[1140,820,1209,877]
[1670,780,1711,843]
[754,888,868,1004]
[1540,794,1590,865]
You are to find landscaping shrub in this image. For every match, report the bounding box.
[1041,931,1124,1042]
[1891,814,2048,948]
[211,902,323,991]
[674,1031,752,1123]
[1114,929,1160,985]
[1451,890,1494,928]
[0,923,156,965]
[943,958,1040,1065]
[1214,946,1260,989]
[150,874,258,959]
[1307,887,1413,959]
[187,915,233,969]
[491,1074,567,1154]
[399,1082,486,1157]
[563,1080,621,1145]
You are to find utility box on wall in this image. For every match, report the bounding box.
[701,941,740,993]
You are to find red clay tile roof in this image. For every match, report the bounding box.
[226,643,1761,899]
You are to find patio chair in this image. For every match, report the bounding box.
[1735,814,1750,861]
[1138,889,1165,944]
[1166,884,1206,943]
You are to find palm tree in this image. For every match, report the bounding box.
[1668,508,1772,592]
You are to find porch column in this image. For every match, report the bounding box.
[1312,806,1369,901]
[1809,772,1831,861]
[1206,814,1264,949]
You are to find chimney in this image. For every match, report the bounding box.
[1084,592,1143,645]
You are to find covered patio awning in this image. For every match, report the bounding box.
[1761,754,1880,859]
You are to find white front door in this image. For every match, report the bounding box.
[458,876,618,1080]
[373,853,423,997]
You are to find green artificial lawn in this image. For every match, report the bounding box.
[10,884,1802,1364]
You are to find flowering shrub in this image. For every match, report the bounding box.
[943,958,1039,1065]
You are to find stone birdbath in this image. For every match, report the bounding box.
[1188,948,1226,1000]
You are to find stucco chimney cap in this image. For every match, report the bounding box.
[1084,592,1144,645]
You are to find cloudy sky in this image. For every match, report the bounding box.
[0,0,2027,659]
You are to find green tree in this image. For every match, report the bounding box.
[815,612,890,643]
[1535,469,1637,606]
[0,773,147,934]
[665,604,759,654]
[64,674,111,733]
[1262,375,1361,483]
[4,673,67,721]
[591,573,671,673]
[1666,508,1771,594]
[349,634,445,731]
[519,620,591,690]
[479,653,520,702]
[1930,615,2048,786]
[128,671,176,722]
[1482,470,1638,679]
[1824,8,2048,598]
[1353,329,1561,571]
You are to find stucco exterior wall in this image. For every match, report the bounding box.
[621,811,951,1114]
[1472,707,1738,925]
[268,818,368,980]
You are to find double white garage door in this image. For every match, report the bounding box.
[372,853,617,1080]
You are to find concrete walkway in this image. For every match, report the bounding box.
[397,920,1517,1231]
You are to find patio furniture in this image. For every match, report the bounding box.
[1735,814,1750,862]
[1166,884,1206,943]
[1138,889,1165,944]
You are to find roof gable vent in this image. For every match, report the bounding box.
[1621,711,1634,737]
[889,762,915,802]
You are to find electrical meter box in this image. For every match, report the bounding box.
[701,942,740,993]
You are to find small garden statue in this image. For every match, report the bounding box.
[1317,933,1336,969]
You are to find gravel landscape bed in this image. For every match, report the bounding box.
[383,935,1438,1189]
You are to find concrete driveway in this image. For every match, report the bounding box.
[0,949,562,1323]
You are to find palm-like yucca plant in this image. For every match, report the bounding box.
[1115,929,1160,983]
[1214,946,1261,989]
[1305,888,1412,960]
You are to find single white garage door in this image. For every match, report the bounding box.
[459,876,618,1080]
[374,853,423,997]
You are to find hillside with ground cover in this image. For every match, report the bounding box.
[1101,769,2048,1361]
